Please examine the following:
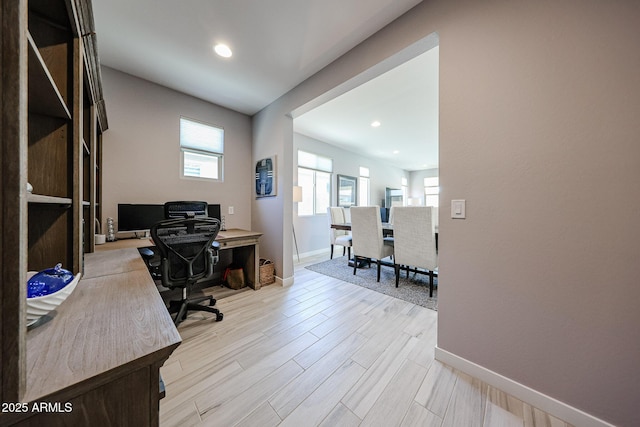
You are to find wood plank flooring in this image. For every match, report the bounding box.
[159,255,573,427]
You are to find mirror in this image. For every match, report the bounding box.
[337,175,357,207]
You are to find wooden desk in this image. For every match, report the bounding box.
[7,249,182,426]
[215,229,263,290]
[96,228,264,290]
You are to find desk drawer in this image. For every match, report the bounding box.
[218,238,258,249]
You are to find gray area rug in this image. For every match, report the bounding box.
[306,256,438,311]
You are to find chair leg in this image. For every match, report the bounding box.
[377,261,381,282]
[186,303,222,320]
[353,256,358,275]
[347,247,351,259]
[190,295,216,306]
[169,290,224,326]
[394,264,400,287]
[342,247,346,256]
[174,302,188,327]
[429,272,434,298]
[330,244,334,259]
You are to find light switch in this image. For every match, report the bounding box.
[228,206,235,215]
[451,200,466,219]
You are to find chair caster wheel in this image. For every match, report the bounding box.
[216,313,223,322]
[209,298,217,306]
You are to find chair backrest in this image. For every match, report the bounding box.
[392,206,437,270]
[350,206,385,259]
[164,200,208,219]
[327,207,349,244]
[151,217,220,289]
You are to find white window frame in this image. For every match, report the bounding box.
[401,177,408,206]
[180,116,224,181]
[297,150,332,216]
[424,176,440,207]
[359,166,370,206]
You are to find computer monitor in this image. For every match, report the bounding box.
[117,204,165,233]
[118,203,221,233]
[208,204,221,221]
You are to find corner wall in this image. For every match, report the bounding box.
[100,67,253,232]
[437,1,640,425]
[251,0,640,425]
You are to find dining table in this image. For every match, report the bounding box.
[331,222,438,250]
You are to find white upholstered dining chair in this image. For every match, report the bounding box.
[327,207,352,259]
[350,206,394,282]
[392,206,438,297]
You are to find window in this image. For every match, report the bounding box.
[359,166,370,206]
[180,117,224,180]
[297,150,332,216]
[401,177,408,206]
[424,176,439,207]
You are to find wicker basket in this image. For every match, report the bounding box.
[259,259,275,286]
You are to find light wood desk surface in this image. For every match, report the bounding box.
[95,228,264,289]
[18,248,181,425]
[95,228,262,251]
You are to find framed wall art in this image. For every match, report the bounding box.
[337,174,357,207]
[255,156,276,197]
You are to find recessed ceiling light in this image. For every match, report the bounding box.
[393,150,400,154]
[371,120,381,128]
[214,43,233,58]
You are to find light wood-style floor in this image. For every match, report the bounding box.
[159,254,573,427]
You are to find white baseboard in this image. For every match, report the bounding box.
[296,247,330,260]
[434,347,615,427]
[279,275,294,287]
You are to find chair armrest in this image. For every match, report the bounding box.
[211,241,221,264]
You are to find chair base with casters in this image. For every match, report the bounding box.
[166,289,223,324]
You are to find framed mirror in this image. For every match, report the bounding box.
[337,175,357,207]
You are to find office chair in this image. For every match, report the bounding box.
[150,207,223,326]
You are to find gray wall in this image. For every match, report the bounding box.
[252,0,640,425]
[293,132,408,256]
[100,67,253,233]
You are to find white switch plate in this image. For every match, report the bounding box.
[451,200,466,219]
[228,206,235,215]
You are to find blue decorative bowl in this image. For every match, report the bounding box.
[27,263,74,298]
[26,264,80,327]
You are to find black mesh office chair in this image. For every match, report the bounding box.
[150,202,223,326]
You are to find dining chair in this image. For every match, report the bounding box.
[350,206,394,281]
[327,207,352,259]
[392,206,438,297]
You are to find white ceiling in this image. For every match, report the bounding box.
[92,0,438,171]
[294,47,439,171]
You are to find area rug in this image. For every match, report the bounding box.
[306,256,438,311]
